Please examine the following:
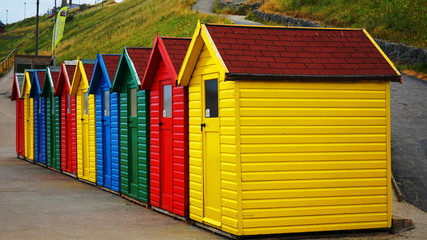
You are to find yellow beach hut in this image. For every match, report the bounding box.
[177,23,401,236]
[22,69,35,162]
[70,59,96,183]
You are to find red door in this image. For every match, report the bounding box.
[17,99,24,156]
[61,93,77,174]
[62,94,71,172]
[159,80,173,211]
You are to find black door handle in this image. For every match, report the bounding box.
[200,123,206,131]
[159,122,163,126]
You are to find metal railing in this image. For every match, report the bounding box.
[0,48,17,74]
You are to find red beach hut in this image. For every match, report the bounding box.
[141,36,191,217]
[55,61,78,176]
[11,73,25,158]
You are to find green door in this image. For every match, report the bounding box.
[53,96,61,170]
[128,87,139,198]
[46,94,61,170]
[120,86,149,202]
[46,95,53,167]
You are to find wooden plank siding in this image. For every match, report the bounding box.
[237,81,391,235]
[188,45,240,234]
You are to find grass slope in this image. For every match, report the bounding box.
[259,0,426,49]
[1,0,228,63]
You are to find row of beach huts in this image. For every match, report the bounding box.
[11,22,401,237]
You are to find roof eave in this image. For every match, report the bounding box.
[225,73,402,82]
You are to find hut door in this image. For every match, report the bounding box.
[65,93,72,170]
[128,87,139,195]
[159,81,173,210]
[81,90,90,176]
[201,77,221,227]
[102,90,111,183]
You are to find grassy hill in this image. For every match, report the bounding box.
[258,0,426,49]
[1,0,228,63]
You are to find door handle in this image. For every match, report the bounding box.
[200,123,206,131]
[159,122,163,126]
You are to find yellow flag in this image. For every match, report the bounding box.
[52,6,68,52]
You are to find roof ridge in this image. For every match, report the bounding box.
[124,47,151,49]
[204,23,363,31]
[160,36,192,40]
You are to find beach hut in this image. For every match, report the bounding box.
[55,61,78,176]
[22,69,34,161]
[141,36,191,217]
[42,66,61,171]
[177,23,401,236]
[112,47,151,204]
[30,70,47,165]
[88,54,121,192]
[11,73,25,158]
[70,59,96,183]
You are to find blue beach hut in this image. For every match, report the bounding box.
[30,69,47,165]
[89,54,122,192]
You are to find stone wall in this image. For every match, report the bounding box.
[252,10,427,66]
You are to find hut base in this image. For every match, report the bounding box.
[47,167,61,173]
[121,194,149,208]
[152,206,187,222]
[192,221,237,239]
[62,171,77,179]
[17,155,25,160]
[23,157,34,163]
[34,161,47,168]
[98,186,120,195]
[78,178,96,186]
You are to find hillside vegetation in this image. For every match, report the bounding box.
[259,0,427,49]
[1,0,228,63]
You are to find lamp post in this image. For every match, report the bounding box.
[6,10,8,24]
[35,0,39,55]
[24,2,26,19]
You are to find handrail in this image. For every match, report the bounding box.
[0,48,17,74]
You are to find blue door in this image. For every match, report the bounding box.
[102,89,112,188]
[96,88,120,192]
[34,94,47,165]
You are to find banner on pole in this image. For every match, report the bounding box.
[52,6,68,52]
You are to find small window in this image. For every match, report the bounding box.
[205,79,218,118]
[67,94,71,114]
[130,88,137,117]
[84,92,89,115]
[51,96,55,115]
[38,97,42,114]
[104,90,110,116]
[162,84,172,118]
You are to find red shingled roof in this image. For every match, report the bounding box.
[102,54,121,83]
[82,62,95,83]
[205,24,400,81]
[66,64,76,84]
[36,71,46,89]
[125,47,152,80]
[161,37,191,73]
[51,70,60,91]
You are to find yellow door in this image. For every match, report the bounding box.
[81,89,90,178]
[201,75,221,227]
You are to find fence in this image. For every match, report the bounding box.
[0,49,17,75]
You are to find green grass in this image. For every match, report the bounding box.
[259,0,427,49]
[1,0,229,64]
